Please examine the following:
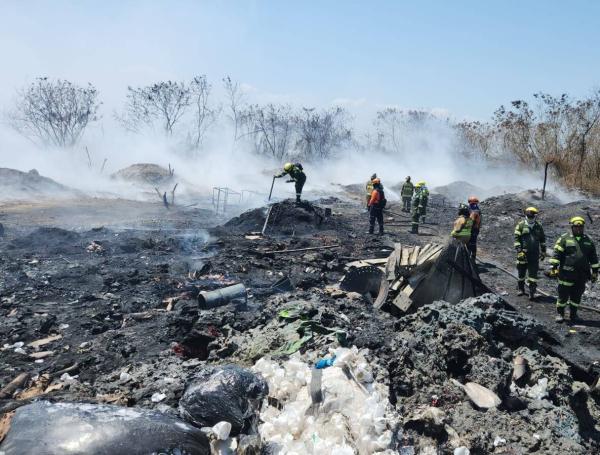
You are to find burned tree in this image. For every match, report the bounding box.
[241,104,293,159]
[294,107,352,159]
[188,75,219,150]
[118,81,191,136]
[374,108,440,155]
[9,78,101,147]
[223,76,246,144]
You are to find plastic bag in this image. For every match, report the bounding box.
[179,365,268,436]
[0,400,209,455]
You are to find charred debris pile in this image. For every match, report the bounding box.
[1,198,600,454]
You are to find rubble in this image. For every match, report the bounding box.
[2,190,600,454]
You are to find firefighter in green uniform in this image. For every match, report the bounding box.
[549,216,599,322]
[401,176,414,212]
[411,181,426,234]
[514,207,546,300]
[419,182,429,223]
[365,173,377,209]
[275,162,306,203]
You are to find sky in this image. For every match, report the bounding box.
[1,0,600,122]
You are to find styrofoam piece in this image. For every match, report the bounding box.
[253,346,397,454]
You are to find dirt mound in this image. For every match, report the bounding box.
[9,227,81,254]
[223,199,343,235]
[481,189,563,215]
[111,163,174,185]
[0,168,75,200]
[432,181,485,204]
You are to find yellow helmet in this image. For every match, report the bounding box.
[417,181,426,187]
[525,207,538,214]
[283,162,293,172]
[570,216,585,226]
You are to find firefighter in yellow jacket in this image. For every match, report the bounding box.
[549,216,599,322]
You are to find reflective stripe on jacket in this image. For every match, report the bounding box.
[550,232,599,281]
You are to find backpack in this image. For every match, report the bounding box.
[377,189,387,208]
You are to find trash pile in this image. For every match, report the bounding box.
[111,163,175,186]
[223,200,341,236]
[253,347,397,454]
[2,191,600,454]
[0,167,77,200]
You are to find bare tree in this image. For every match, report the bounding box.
[374,108,439,154]
[222,76,246,143]
[241,104,293,159]
[9,77,101,147]
[294,107,352,159]
[118,81,191,136]
[189,75,219,149]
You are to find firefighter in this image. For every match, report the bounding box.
[451,204,473,244]
[419,182,429,223]
[401,176,414,212]
[365,173,377,209]
[514,207,546,300]
[367,178,386,235]
[275,162,306,203]
[467,196,482,260]
[411,181,425,234]
[549,216,599,322]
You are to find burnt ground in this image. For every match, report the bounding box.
[1,190,600,454]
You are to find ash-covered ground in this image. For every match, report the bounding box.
[1,179,600,454]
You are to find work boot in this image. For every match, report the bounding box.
[411,224,418,234]
[528,283,537,301]
[296,195,301,204]
[555,307,565,323]
[517,281,526,296]
[378,228,384,236]
[421,217,426,224]
[368,227,374,235]
[569,307,580,323]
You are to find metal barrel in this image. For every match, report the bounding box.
[198,283,247,309]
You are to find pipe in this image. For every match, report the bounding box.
[198,283,247,309]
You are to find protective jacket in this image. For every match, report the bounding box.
[401,181,414,198]
[514,220,546,256]
[368,188,386,209]
[550,233,599,281]
[278,164,304,181]
[451,216,473,243]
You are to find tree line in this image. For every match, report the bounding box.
[7,76,600,193]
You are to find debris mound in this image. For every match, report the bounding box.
[0,168,75,200]
[482,189,563,214]
[224,200,339,235]
[111,163,174,185]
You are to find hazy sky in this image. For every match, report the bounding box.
[2,0,600,120]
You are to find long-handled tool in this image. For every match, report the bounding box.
[268,176,276,201]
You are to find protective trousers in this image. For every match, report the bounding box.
[468,229,479,260]
[411,207,420,232]
[369,207,384,234]
[557,279,586,310]
[402,197,411,212]
[295,174,306,202]
[517,254,539,287]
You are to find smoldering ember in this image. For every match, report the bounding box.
[1,162,600,455]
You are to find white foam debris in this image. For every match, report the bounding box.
[252,346,398,454]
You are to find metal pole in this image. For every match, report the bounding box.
[268,176,276,201]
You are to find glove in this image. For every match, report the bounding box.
[517,251,526,261]
[286,179,294,183]
[592,272,598,282]
[540,251,546,261]
[548,267,559,278]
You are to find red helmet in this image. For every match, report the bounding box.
[468,196,479,204]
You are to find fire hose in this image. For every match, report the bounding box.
[476,255,600,316]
